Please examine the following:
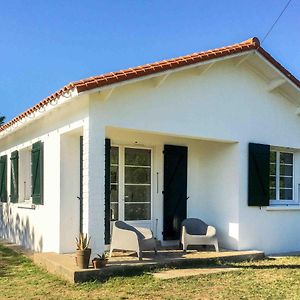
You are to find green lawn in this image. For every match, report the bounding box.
[1,245,300,300]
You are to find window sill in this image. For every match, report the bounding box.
[266,205,300,211]
[17,203,36,210]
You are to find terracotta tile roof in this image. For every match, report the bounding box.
[1,37,299,133]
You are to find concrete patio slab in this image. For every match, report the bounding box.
[33,249,264,283]
[153,267,241,279]
[0,239,264,283]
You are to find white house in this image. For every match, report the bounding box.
[1,37,300,256]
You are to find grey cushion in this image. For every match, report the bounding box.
[181,218,208,235]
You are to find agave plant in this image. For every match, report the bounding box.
[75,233,91,250]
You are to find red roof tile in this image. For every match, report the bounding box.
[1,37,299,133]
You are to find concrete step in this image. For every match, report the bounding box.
[33,249,265,283]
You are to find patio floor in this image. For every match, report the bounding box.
[33,248,265,283]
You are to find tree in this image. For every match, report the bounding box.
[0,115,5,126]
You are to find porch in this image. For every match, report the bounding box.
[59,125,241,254]
[34,248,264,283]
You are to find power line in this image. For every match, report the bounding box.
[261,0,293,44]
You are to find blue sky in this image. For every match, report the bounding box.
[1,0,299,121]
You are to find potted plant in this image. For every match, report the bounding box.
[92,252,108,269]
[75,233,91,269]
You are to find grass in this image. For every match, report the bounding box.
[2,245,300,300]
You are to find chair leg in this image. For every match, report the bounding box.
[214,241,219,252]
[182,243,187,252]
[137,250,143,261]
[109,246,114,258]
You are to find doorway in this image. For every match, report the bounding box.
[163,145,188,240]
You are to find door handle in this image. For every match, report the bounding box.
[77,196,82,201]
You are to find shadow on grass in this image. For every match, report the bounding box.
[0,245,29,277]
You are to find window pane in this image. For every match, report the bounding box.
[125,203,151,220]
[110,185,118,202]
[125,148,151,166]
[110,203,118,221]
[270,188,276,200]
[280,165,293,176]
[269,176,276,188]
[280,189,293,200]
[280,177,292,189]
[270,163,276,176]
[125,185,151,203]
[111,147,119,165]
[125,167,151,184]
[280,153,293,164]
[110,166,118,183]
[270,151,276,163]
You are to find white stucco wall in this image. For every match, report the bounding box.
[0,97,88,252]
[60,130,82,253]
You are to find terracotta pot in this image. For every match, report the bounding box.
[76,248,91,269]
[92,258,107,269]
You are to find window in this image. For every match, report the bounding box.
[19,148,31,202]
[17,141,44,205]
[124,148,151,221]
[110,146,119,221]
[110,146,152,222]
[270,150,294,204]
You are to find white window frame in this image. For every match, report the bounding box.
[111,144,153,223]
[270,148,296,206]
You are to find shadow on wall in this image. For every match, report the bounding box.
[0,204,11,241]
[0,205,43,252]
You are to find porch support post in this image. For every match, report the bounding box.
[82,106,106,255]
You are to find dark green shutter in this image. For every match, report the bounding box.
[31,141,44,205]
[79,136,83,233]
[10,150,19,203]
[248,143,270,206]
[104,138,111,244]
[0,155,7,202]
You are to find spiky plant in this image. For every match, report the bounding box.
[96,252,108,260]
[75,233,91,250]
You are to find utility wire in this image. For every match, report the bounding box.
[261,0,293,44]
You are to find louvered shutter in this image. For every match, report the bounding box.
[31,141,44,205]
[10,151,19,203]
[0,155,7,202]
[248,143,270,206]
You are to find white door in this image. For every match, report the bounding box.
[110,146,152,228]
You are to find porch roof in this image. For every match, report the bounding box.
[1,37,300,134]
